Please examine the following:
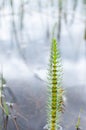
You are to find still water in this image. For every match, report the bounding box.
[0,0,86,130]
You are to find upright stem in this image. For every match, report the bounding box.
[47,38,64,130]
[51,62,57,130]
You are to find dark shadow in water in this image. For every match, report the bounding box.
[0,75,85,130]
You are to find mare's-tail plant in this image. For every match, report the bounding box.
[46,38,64,130]
[75,116,81,130]
[75,109,82,130]
[0,70,20,130]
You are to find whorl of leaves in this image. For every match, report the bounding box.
[47,38,64,130]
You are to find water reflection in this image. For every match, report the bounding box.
[0,0,86,130]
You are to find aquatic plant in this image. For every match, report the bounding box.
[0,71,19,130]
[76,116,81,130]
[0,72,9,116]
[0,72,9,130]
[47,38,64,130]
[75,109,82,130]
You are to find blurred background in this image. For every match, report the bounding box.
[0,0,86,86]
[0,0,86,130]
